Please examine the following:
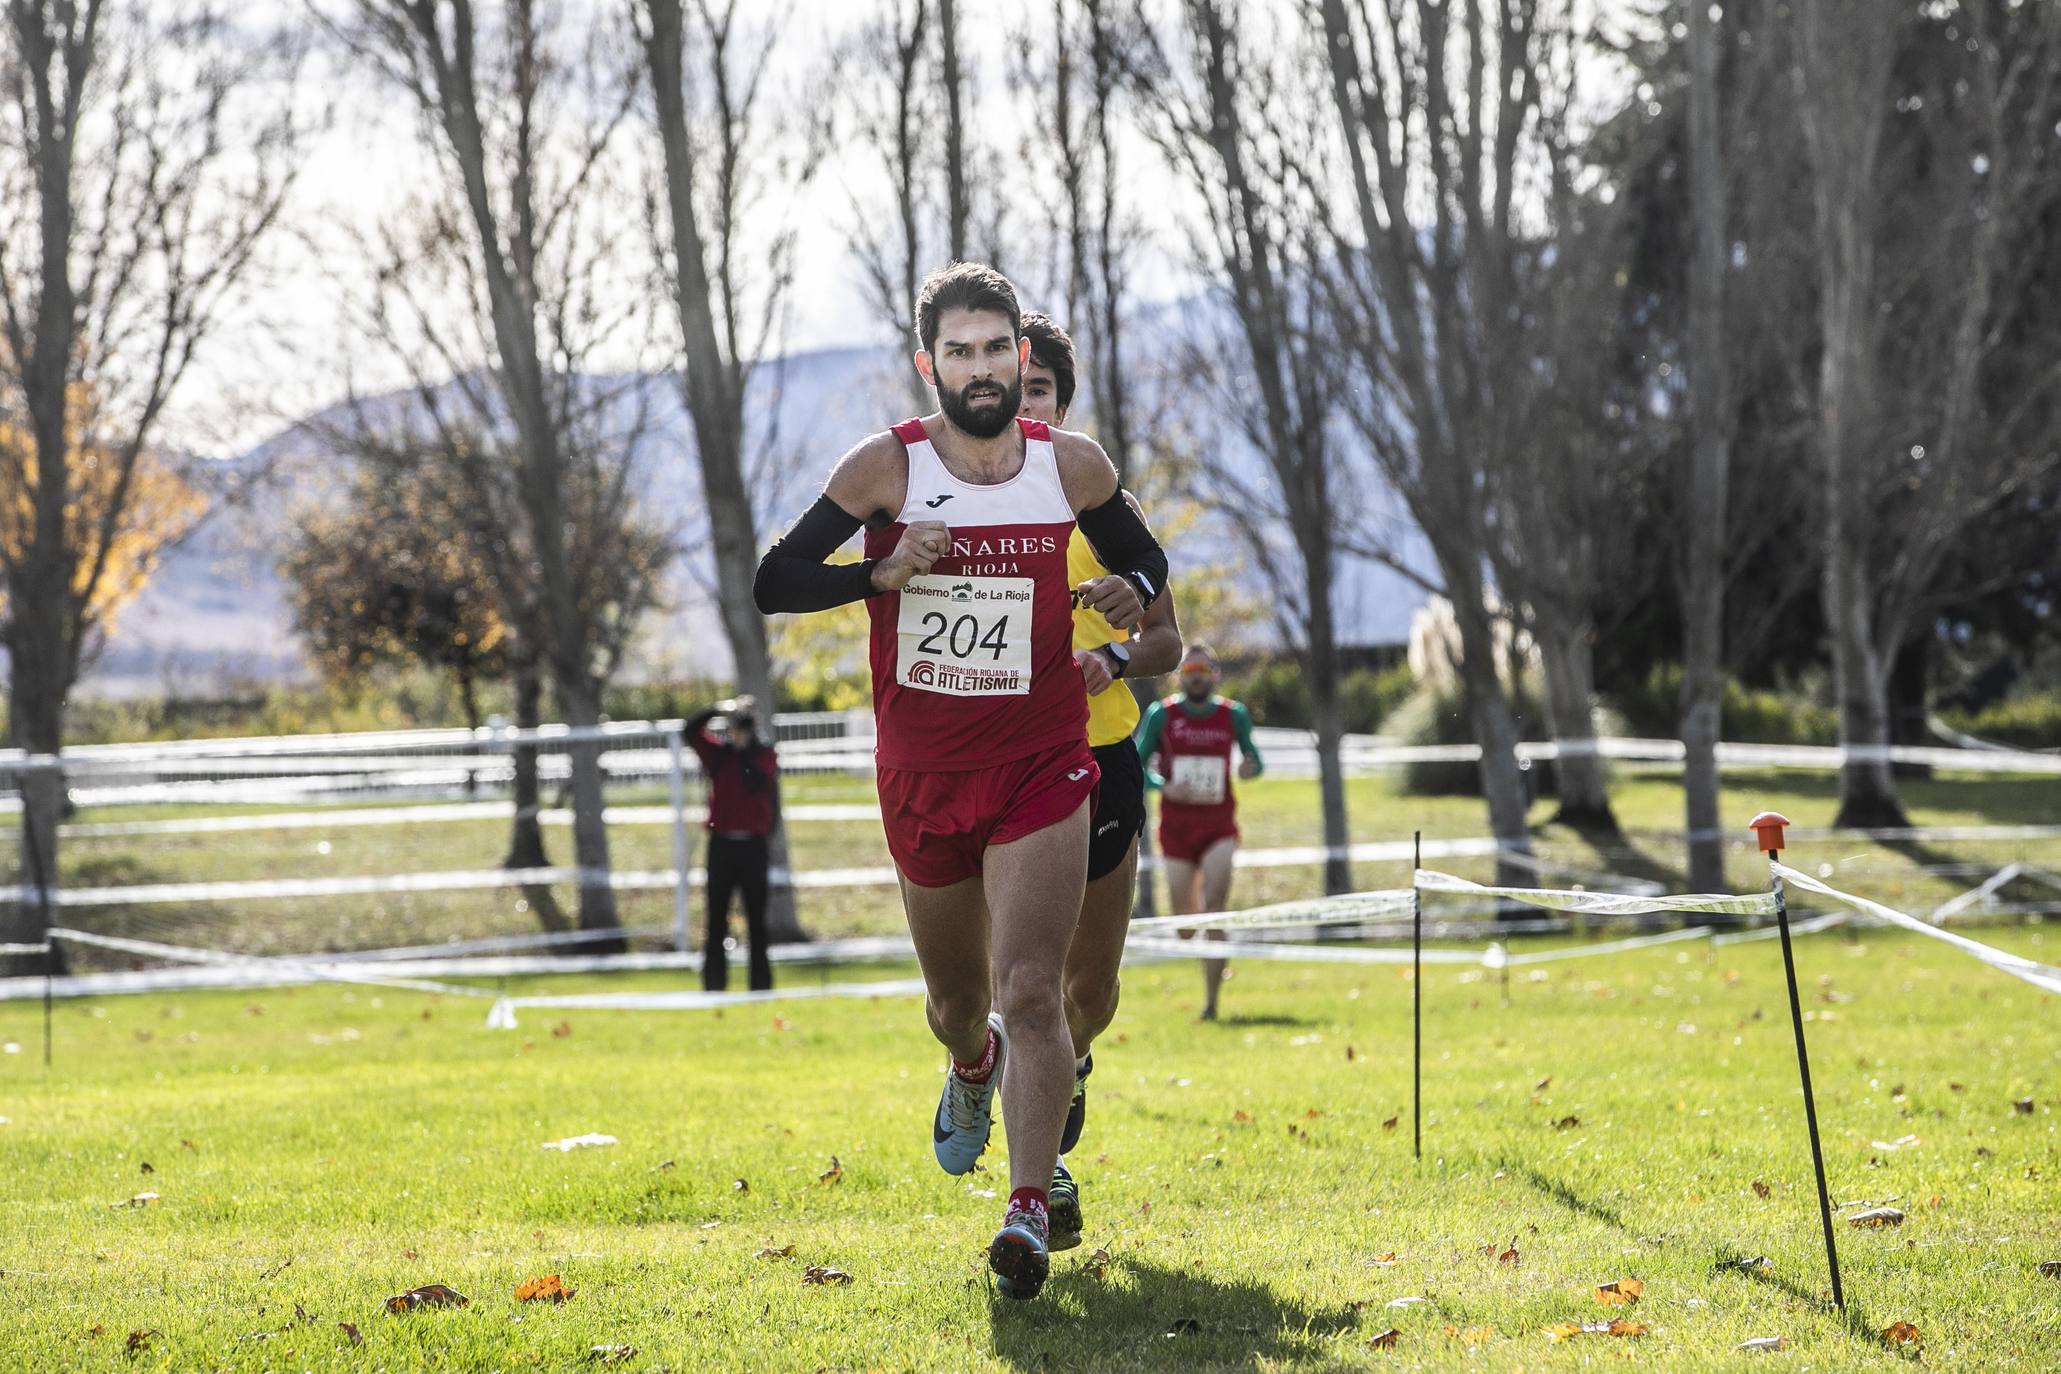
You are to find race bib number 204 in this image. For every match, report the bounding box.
[896,575,1035,696]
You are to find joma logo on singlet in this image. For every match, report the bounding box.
[948,534,1059,558]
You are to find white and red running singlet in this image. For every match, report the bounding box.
[863,416,1088,771]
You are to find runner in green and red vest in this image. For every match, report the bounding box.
[1137,644,1263,1020]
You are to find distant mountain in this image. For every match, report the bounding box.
[89,328,1434,697]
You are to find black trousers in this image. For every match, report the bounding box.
[704,833,771,992]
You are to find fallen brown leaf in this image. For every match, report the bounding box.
[401,1248,419,1260]
[1382,1114,1398,1130]
[551,1021,573,1038]
[1305,1108,1324,1120]
[732,1178,749,1193]
[1166,1318,1202,1336]
[126,1330,157,1353]
[1593,1278,1643,1305]
[86,1324,105,1338]
[754,1244,797,1260]
[1498,1237,1521,1266]
[1367,1328,1400,1349]
[771,1016,791,1032]
[1752,1180,1771,1199]
[818,1156,843,1184]
[1535,1075,1552,1091]
[1554,1115,1581,1130]
[139,1161,154,1175]
[802,1265,853,1286]
[384,1284,469,1314]
[1346,1045,1357,1062]
[2013,1097,2035,1114]
[1849,1206,1906,1228]
[1544,1320,1647,1342]
[1083,1246,1113,1279]
[588,1345,637,1364]
[2039,1260,2061,1279]
[339,1322,363,1347]
[1882,1321,1921,1348]
[514,1274,574,1304]
[1368,1251,1398,1266]
[1232,1110,1252,1124]
[1444,1324,1496,1343]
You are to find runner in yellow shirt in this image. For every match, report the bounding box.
[1019,311,1183,1250]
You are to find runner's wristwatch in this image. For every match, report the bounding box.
[1097,641,1131,680]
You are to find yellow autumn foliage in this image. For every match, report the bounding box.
[0,390,204,639]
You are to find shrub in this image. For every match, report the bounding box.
[1939,693,2061,751]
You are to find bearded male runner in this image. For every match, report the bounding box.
[754,263,1167,1299]
[1017,311,1182,1251]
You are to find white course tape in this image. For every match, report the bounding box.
[45,928,495,999]
[1773,865,2061,996]
[1128,889,1414,935]
[0,940,51,956]
[1415,869,1779,918]
[1500,923,1720,965]
[485,976,932,1027]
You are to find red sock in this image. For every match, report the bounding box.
[951,1026,997,1083]
[1008,1186,1049,1220]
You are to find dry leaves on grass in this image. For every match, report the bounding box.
[1165,1318,1202,1337]
[2039,1260,2061,1279]
[1736,1335,1786,1352]
[588,1345,637,1363]
[1553,1115,1581,1131]
[1082,1247,1113,1279]
[110,1191,159,1209]
[1444,1324,1496,1344]
[1481,1237,1520,1266]
[1593,1278,1643,1306]
[339,1322,363,1347]
[125,1330,158,1353]
[755,1244,796,1260]
[732,1178,749,1193]
[1367,1252,1399,1267]
[1882,1321,1922,1348]
[1849,1207,1906,1228]
[551,1021,573,1038]
[2013,1097,2034,1114]
[1752,1180,1772,1199]
[384,1284,469,1314]
[515,1274,575,1304]
[817,1156,843,1185]
[1366,1328,1400,1349]
[1382,1114,1398,1130]
[1544,1320,1648,1342]
[802,1266,853,1286]
[1717,1255,1773,1275]
[1232,1110,1253,1124]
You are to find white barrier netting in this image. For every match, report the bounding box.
[1774,864,2061,997]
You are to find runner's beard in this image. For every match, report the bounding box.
[1182,682,1214,704]
[939,374,1022,438]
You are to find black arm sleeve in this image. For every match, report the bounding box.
[753,495,880,613]
[1074,491,1169,606]
[683,707,721,737]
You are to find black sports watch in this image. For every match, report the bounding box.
[1097,641,1131,680]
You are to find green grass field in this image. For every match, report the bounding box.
[2,771,2059,1369]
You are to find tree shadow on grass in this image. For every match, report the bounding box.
[1210,1013,1318,1029]
[1506,1161,1884,1346]
[989,1256,1363,1372]
[1500,1158,1635,1233]
[1715,1250,1884,1345]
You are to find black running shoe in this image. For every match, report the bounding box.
[1047,1160,1083,1252]
[1058,1052,1093,1154]
[988,1202,1051,1300]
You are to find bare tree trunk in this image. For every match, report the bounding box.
[1678,0,1732,888]
[557,676,623,945]
[1794,1,1906,829]
[503,640,567,933]
[1301,541,1352,895]
[4,686,66,976]
[1535,614,1614,832]
[638,0,807,942]
[1451,601,1532,893]
[938,0,968,260]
